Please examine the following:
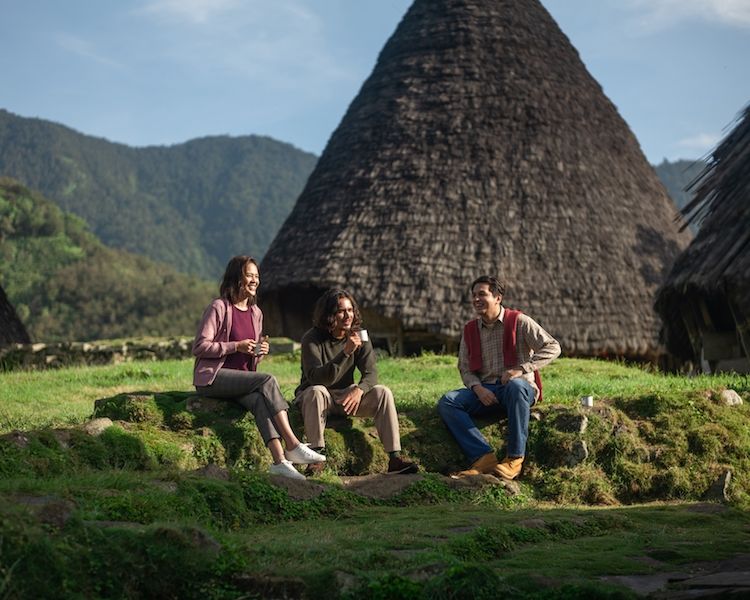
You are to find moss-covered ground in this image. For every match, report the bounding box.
[1,353,749,598]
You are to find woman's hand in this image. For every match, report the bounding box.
[237,339,256,354]
[256,336,270,356]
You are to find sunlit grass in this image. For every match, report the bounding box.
[2,355,748,434]
[1,355,749,597]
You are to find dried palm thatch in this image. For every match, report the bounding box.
[0,284,30,347]
[260,0,691,358]
[655,104,750,372]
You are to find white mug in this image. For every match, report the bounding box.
[359,329,369,342]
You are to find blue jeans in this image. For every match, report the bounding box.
[437,379,535,463]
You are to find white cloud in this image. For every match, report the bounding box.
[55,34,122,68]
[132,0,356,94]
[135,0,243,25]
[625,0,750,31]
[677,132,721,150]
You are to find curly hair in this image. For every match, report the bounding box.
[312,288,362,332]
[219,255,259,305]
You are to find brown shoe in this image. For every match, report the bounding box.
[493,456,524,480]
[453,452,498,478]
[304,462,326,476]
[387,456,419,474]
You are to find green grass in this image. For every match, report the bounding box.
[0,361,190,431]
[1,355,749,597]
[2,475,750,598]
[2,354,747,433]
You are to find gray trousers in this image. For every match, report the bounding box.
[295,384,401,452]
[196,368,288,444]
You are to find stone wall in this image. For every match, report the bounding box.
[0,338,300,371]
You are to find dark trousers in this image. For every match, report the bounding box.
[196,368,288,444]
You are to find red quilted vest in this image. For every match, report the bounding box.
[463,308,543,402]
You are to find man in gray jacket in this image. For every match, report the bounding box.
[295,288,417,475]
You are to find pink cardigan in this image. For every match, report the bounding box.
[192,298,263,387]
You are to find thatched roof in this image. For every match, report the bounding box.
[0,284,30,347]
[260,0,691,358]
[655,103,750,361]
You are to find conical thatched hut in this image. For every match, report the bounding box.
[260,0,691,358]
[655,104,750,373]
[0,284,30,347]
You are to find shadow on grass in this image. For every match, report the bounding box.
[399,403,509,475]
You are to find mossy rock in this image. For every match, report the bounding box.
[75,424,200,471]
[98,425,157,470]
[323,417,389,475]
[0,431,72,477]
[192,428,229,468]
[209,416,269,470]
[93,392,195,429]
[176,476,252,530]
[93,393,165,426]
[135,427,200,470]
[20,383,750,504]
[169,410,196,431]
[533,464,618,505]
[401,410,507,474]
[289,406,404,475]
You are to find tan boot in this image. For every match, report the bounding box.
[453,452,498,477]
[493,456,524,480]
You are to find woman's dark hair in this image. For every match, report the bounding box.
[220,255,259,305]
[312,288,362,332]
[470,275,505,297]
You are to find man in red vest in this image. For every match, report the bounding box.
[438,276,560,480]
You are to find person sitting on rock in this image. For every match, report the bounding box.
[294,288,417,476]
[438,275,560,480]
[192,255,325,480]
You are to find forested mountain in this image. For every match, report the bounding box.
[653,158,705,232]
[0,177,215,342]
[0,108,703,280]
[0,109,317,279]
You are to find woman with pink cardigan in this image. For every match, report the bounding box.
[192,255,324,480]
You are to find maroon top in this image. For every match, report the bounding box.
[222,305,257,371]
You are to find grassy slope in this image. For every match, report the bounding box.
[1,355,749,598]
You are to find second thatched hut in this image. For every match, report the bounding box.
[655,104,750,373]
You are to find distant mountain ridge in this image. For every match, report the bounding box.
[1,109,701,281]
[0,109,317,279]
[653,158,705,232]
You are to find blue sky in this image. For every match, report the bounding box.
[1,0,748,163]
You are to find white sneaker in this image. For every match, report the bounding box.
[268,460,305,480]
[285,443,327,465]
